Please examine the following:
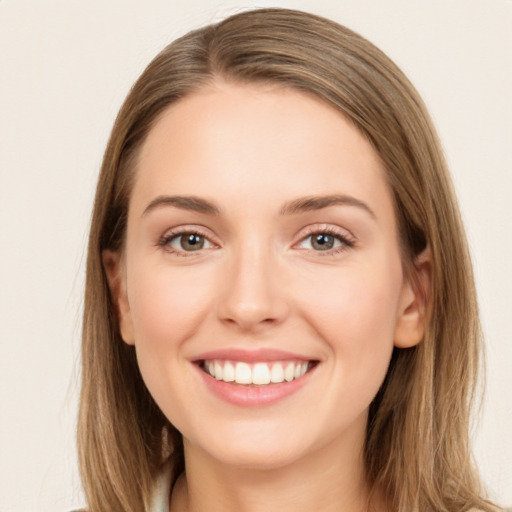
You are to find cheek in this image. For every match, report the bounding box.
[124,263,218,423]
[299,262,402,392]
[304,262,401,336]
[126,262,216,351]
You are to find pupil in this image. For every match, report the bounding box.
[182,234,204,251]
[313,234,334,250]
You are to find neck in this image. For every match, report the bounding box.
[170,415,385,512]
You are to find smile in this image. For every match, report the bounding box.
[193,349,319,406]
[200,360,314,385]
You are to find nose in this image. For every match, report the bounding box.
[216,240,289,332]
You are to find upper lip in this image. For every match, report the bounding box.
[193,348,317,363]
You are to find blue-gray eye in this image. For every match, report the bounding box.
[311,233,336,250]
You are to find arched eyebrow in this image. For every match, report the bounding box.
[142,195,221,217]
[279,194,376,219]
[141,193,375,219]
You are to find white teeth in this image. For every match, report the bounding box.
[204,359,312,386]
[222,361,235,382]
[270,363,285,383]
[214,361,223,380]
[235,362,252,384]
[252,363,271,385]
[284,362,295,382]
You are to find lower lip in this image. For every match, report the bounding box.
[195,364,315,407]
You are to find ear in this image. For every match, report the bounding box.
[394,247,432,348]
[102,250,135,345]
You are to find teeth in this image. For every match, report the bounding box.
[270,362,284,383]
[223,361,235,382]
[235,362,252,384]
[214,361,223,380]
[284,362,295,382]
[204,360,311,386]
[252,363,271,385]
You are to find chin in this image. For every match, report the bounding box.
[184,418,331,472]
[207,443,306,471]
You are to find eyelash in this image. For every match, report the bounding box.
[295,226,355,256]
[157,227,216,257]
[157,226,355,257]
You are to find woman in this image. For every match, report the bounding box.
[78,8,502,512]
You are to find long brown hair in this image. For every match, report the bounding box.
[78,8,498,512]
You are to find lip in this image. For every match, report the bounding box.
[192,349,318,407]
[193,348,313,363]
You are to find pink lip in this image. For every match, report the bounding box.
[192,357,318,408]
[193,348,313,363]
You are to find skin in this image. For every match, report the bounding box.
[104,81,430,512]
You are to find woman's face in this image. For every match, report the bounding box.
[107,82,425,470]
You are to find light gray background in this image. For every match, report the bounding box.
[1,1,511,511]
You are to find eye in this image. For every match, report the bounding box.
[296,228,355,254]
[160,230,215,254]
[304,233,340,251]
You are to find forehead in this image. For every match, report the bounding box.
[131,81,394,225]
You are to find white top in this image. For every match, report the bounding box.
[68,467,173,512]
[150,464,173,512]
[73,470,509,512]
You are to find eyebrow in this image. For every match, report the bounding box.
[141,193,375,219]
[142,195,221,217]
[279,194,376,219]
